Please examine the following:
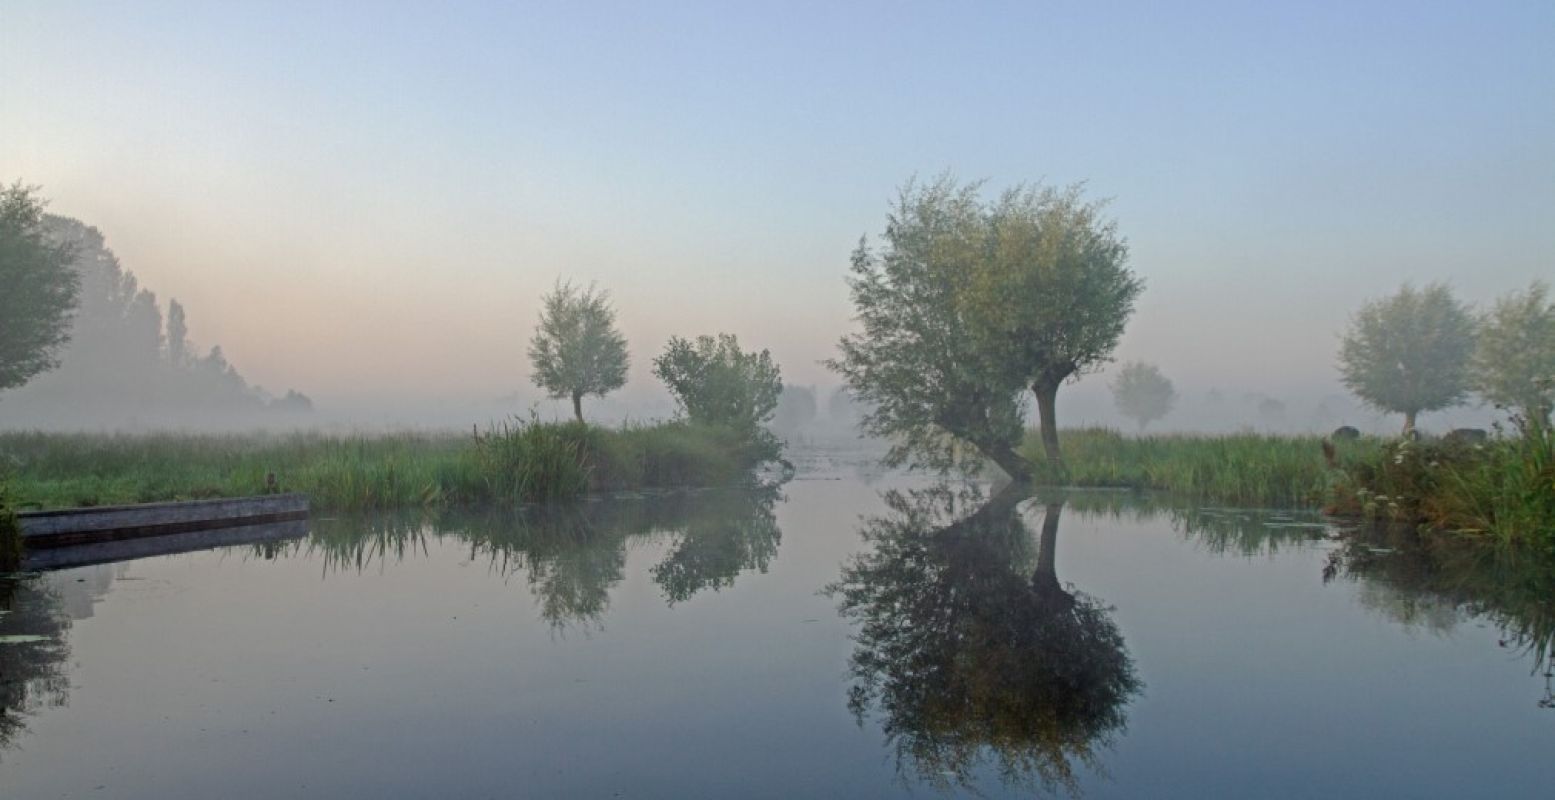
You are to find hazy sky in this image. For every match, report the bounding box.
[3,1,1552,419]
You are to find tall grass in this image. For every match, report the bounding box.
[1332,424,1555,551]
[1025,427,1374,507]
[0,419,775,513]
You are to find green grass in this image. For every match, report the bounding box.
[0,419,775,513]
[1024,427,1377,507]
[1330,424,1555,551]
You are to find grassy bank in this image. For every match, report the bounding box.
[0,419,778,513]
[1023,427,1377,507]
[1028,426,1553,552]
[1329,424,1555,552]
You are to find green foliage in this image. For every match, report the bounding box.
[0,469,22,571]
[1474,281,1555,427]
[1110,361,1176,431]
[0,183,79,393]
[1338,283,1476,433]
[652,333,782,445]
[1024,427,1366,506]
[829,176,1140,478]
[828,178,1031,478]
[962,183,1142,458]
[1334,425,1555,551]
[528,281,630,422]
[0,423,772,513]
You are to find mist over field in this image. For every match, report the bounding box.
[2,2,1550,437]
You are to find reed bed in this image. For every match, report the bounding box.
[0,420,771,513]
[1025,427,1376,507]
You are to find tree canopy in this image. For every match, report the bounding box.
[829,176,1139,479]
[528,282,630,422]
[652,333,781,442]
[1474,281,1555,428]
[0,184,79,393]
[1338,283,1476,434]
[1111,361,1176,431]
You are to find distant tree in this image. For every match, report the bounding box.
[165,299,190,367]
[272,389,314,413]
[0,184,79,393]
[771,384,818,434]
[528,282,630,422]
[1338,283,1476,434]
[829,176,1140,480]
[1257,397,1287,428]
[1111,362,1176,431]
[652,333,782,439]
[827,386,861,427]
[1473,281,1555,427]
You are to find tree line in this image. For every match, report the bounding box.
[1338,282,1554,435]
[0,183,311,425]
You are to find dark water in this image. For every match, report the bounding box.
[2,453,1551,798]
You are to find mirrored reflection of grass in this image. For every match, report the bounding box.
[1054,490,1555,697]
[256,488,783,629]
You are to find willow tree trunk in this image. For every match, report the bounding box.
[572,392,584,423]
[1033,382,1062,467]
[987,445,1033,484]
[1032,502,1074,612]
[1402,409,1417,436]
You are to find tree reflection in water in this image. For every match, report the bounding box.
[831,485,1142,795]
[290,488,783,629]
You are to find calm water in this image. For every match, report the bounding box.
[2,451,1551,798]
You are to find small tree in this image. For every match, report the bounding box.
[528,282,630,422]
[652,333,782,438]
[0,183,79,393]
[1474,281,1555,428]
[1111,362,1176,431]
[1338,283,1476,434]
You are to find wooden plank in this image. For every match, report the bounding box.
[18,494,310,548]
[21,519,310,571]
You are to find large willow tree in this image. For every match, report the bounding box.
[829,176,1140,478]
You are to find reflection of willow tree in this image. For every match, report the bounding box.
[1324,525,1555,704]
[832,486,1141,794]
[284,489,782,628]
[0,576,73,759]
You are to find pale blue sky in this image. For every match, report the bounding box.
[3,1,1551,424]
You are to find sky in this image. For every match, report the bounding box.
[3,1,1552,428]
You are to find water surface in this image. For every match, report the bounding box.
[2,453,1551,798]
